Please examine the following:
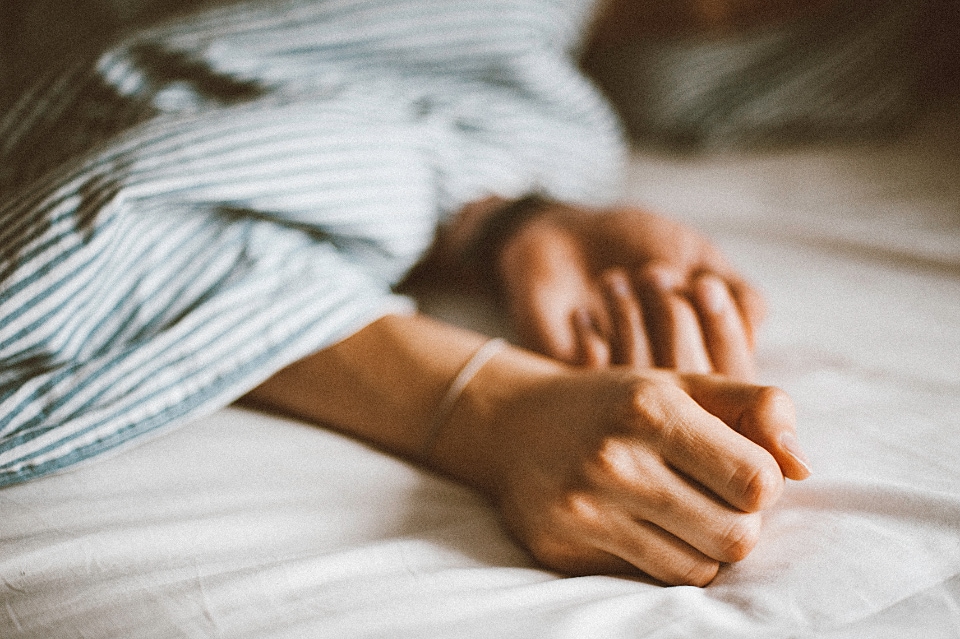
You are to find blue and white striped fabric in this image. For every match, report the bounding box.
[0,0,626,487]
[588,0,925,149]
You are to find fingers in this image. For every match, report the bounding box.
[600,270,653,368]
[573,308,611,368]
[630,264,711,373]
[728,279,767,348]
[593,518,723,587]
[592,445,764,563]
[610,263,757,380]
[497,209,763,378]
[613,521,722,587]
[524,397,772,585]
[623,378,785,513]
[549,265,750,377]
[497,367,804,586]
[496,204,767,377]
[681,374,812,481]
[526,480,739,586]
[633,473,763,565]
[691,274,755,381]
[529,506,722,586]
[643,267,713,374]
[592,265,715,372]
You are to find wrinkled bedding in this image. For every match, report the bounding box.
[0,0,621,486]
[2,102,958,636]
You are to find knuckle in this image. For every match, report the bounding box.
[671,558,721,588]
[639,483,676,516]
[601,267,630,287]
[639,260,682,287]
[525,530,573,568]
[716,514,762,563]
[588,437,635,485]
[559,491,605,531]
[732,459,783,512]
[523,507,610,576]
[751,386,796,426]
[626,376,659,406]
[623,376,673,437]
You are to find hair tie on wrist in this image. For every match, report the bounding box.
[422,338,506,458]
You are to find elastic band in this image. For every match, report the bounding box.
[422,338,506,458]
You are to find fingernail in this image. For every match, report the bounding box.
[780,432,813,476]
[698,275,728,315]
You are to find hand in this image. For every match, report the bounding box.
[244,312,811,587]
[480,367,810,586]
[496,203,765,381]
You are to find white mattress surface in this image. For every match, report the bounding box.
[2,107,959,638]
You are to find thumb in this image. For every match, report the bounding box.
[680,374,812,481]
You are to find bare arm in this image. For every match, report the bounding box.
[241,313,549,491]
[242,312,810,585]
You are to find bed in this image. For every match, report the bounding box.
[2,85,958,636]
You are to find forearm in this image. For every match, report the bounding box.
[240,311,806,586]
[241,313,563,496]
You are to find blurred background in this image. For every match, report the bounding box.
[1,0,959,149]
[583,0,960,150]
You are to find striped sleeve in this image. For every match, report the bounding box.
[0,0,626,486]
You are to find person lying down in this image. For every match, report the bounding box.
[0,0,811,586]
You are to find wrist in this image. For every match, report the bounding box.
[463,194,555,293]
[428,343,566,500]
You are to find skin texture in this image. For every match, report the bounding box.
[243,312,811,586]
[478,372,800,585]
[244,196,810,587]
[491,201,765,382]
[240,0,820,584]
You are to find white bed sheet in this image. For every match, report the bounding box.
[2,106,959,638]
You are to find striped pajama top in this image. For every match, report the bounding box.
[0,0,626,486]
